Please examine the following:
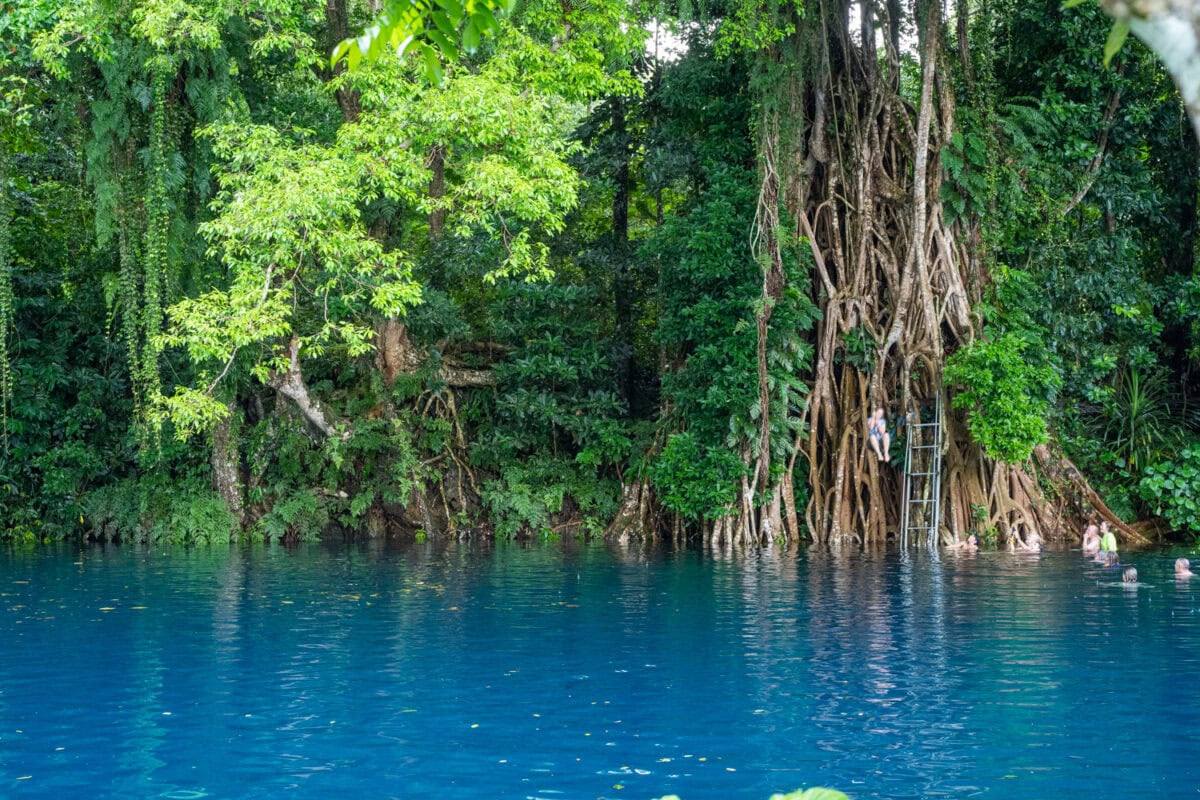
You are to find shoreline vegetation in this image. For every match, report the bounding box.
[2,0,1200,547]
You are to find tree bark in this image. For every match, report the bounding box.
[326,0,361,122]
[269,335,344,438]
[428,145,446,236]
[211,400,245,528]
[377,318,496,388]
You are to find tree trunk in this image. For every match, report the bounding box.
[269,335,344,438]
[782,0,1042,547]
[211,400,244,528]
[326,0,361,122]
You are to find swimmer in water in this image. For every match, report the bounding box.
[1015,529,1041,552]
[1081,523,1100,554]
[1176,558,1194,578]
[1098,522,1118,565]
[946,533,979,552]
[1122,566,1138,584]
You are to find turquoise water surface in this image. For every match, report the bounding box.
[1,541,1198,799]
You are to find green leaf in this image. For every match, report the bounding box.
[425,28,459,61]
[462,20,481,53]
[1104,19,1130,67]
[1062,0,1091,7]
[430,10,457,38]
[475,6,501,35]
[438,0,465,24]
[330,38,351,69]
[420,42,445,85]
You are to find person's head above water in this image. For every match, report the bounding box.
[1176,558,1193,577]
[1123,566,1138,583]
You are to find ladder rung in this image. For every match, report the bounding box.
[908,471,937,476]
[908,499,933,504]
[910,445,938,449]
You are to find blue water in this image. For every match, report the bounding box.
[1,542,1198,799]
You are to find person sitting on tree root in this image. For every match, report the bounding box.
[1081,523,1100,554]
[867,408,891,463]
[1176,558,1194,579]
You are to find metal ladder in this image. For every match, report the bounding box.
[900,391,944,549]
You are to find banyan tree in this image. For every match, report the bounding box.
[716,0,1154,548]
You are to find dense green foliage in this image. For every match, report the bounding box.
[1,0,1199,541]
[1140,446,1200,536]
[946,269,1062,464]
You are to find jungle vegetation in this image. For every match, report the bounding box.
[2,0,1200,545]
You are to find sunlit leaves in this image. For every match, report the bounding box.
[946,331,1062,464]
[331,0,516,84]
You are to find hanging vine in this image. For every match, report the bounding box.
[0,150,13,451]
[139,57,171,416]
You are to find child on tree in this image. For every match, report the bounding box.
[867,408,891,463]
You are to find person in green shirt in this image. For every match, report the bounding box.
[1098,521,1118,565]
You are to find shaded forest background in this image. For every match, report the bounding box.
[2,0,1200,545]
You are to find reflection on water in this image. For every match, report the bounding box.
[1,541,1199,799]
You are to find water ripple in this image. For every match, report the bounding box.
[1,542,1199,798]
